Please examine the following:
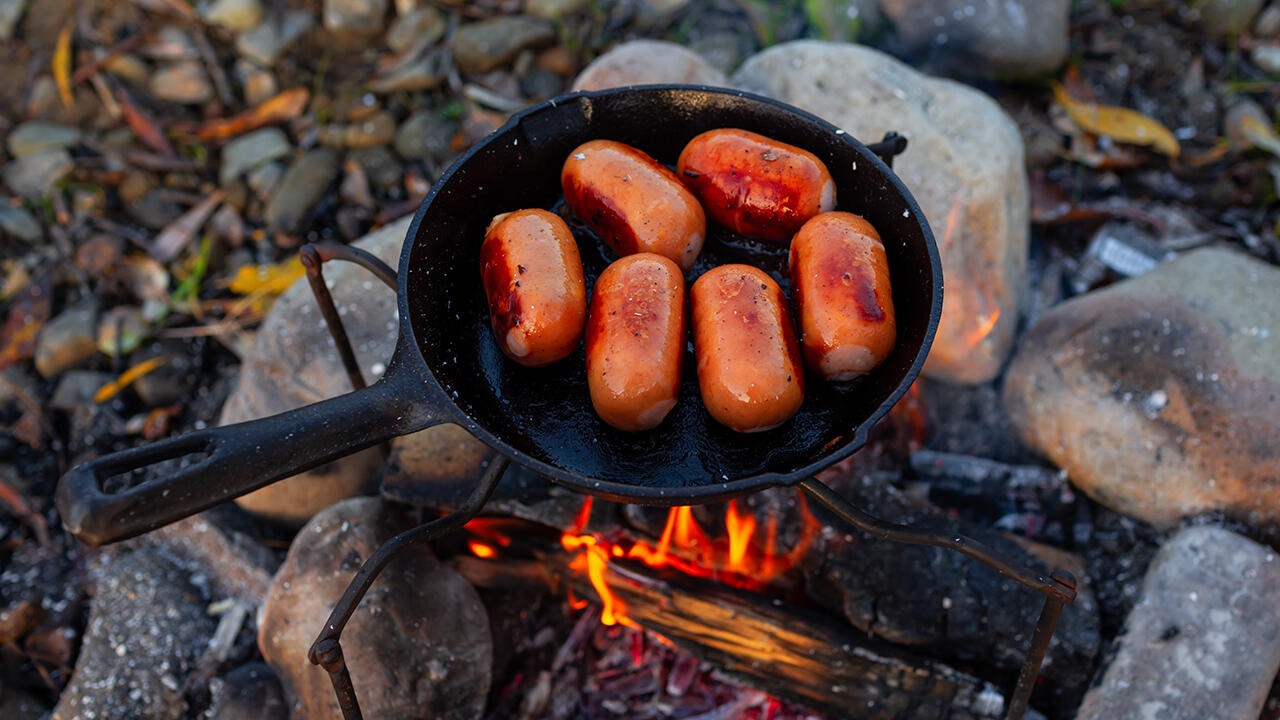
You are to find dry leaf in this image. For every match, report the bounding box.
[54,24,74,108]
[94,356,166,403]
[0,280,51,370]
[195,87,310,141]
[117,89,177,157]
[152,191,223,262]
[1052,82,1180,158]
[224,256,305,296]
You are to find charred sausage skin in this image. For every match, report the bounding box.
[561,140,706,271]
[480,209,587,367]
[586,253,686,431]
[677,128,835,242]
[691,264,804,433]
[789,211,896,380]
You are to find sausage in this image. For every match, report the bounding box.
[561,140,706,271]
[690,264,804,432]
[676,128,835,242]
[789,212,896,380]
[479,209,587,367]
[585,254,686,431]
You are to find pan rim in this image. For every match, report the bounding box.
[396,83,942,505]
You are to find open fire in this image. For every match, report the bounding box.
[465,494,821,628]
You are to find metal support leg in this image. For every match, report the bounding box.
[308,456,509,720]
[798,478,1077,720]
[299,243,398,393]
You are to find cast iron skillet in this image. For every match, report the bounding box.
[56,85,942,547]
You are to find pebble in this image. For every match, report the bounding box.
[633,0,692,26]
[264,148,340,234]
[1224,96,1271,149]
[1005,248,1280,528]
[201,0,264,31]
[1076,526,1280,720]
[240,64,278,105]
[324,0,388,35]
[235,9,314,66]
[452,15,555,74]
[879,0,1069,78]
[3,149,72,200]
[350,145,402,189]
[222,216,409,524]
[105,53,149,85]
[571,40,727,91]
[0,0,26,42]
[1255,2,1280,37]
[1251,44,1280,74]
[6,121,82,158]
[220,127,293,186]
[346,110,396,147]
[246,161,284,201]
[369,47,447,91]
[34,302,97,379]
[149,61,215,105]
[1189,0,1264,37]
[127,189,183,230]
[258,498,492,718]
[733,41,1027,383]
[52,548,219,720]
[0,203,40,241]
[393,109,458,160]
[524,0,590,20]
[385,5,443,53]
[50,370,112,411]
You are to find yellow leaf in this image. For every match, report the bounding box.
[1239,115,1280,157]
[94,357,166,404]
[1052,83,1180,158]
[224,256,305,296]
[54,24,74,109]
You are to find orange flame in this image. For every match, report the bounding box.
[967,308,1001,348]
[466,492,820,629]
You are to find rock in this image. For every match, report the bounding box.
[264,148,340,234]
[34,302,97,378]
[350,145,402,189]
[0,0,26,42]
[258,498,492,719]
[385,5,443,53]
[3,149,72,200]
[324,0,387,35]
[453,15,555,74]
[524,0,590,20]
[149,61,215,104]
[246,161,284,201]
[52,547,219,720]
[241,64,278,105]
[1004,248,1280,528]
[1252,44,1280,74]
[97,306,147,356]
[144,513,278,606]
[880,0,1069,78]
[220,127,293,186]
[1224,95,1270,149]
[733,42,1027,383]
[236,9,314,66]
[394,110,457,160]
[209,204,246,246]
[345,110,396,148]
[803,471,1100,698]
[105,53,149,85]
[1255,2,1280,37]
[208,663,288,720]
[687,32,753,75]
[201,0,263,31]
[6,121,81,158]
[369,48,448,92]
[127,189,183,230]
[382,424,497,504]
[1075,526,1280,720]
[572,40,727,91]
[634,0,691,26]
[49,370,111,411]
[1189,0,1264,37]
[222,216,410,525]
[0,203,40,241]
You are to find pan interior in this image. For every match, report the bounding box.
[404,87,937,492]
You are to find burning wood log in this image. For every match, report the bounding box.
[455,522,1009,720]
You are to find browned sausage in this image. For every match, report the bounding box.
[789,212,896,380]
[690,264,804,432]
[479,209,587,366]
[585,253,685,431]
[561,140,706,271]
[676,128,835,242]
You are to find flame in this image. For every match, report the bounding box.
[465,492,821,629]
[467,541,496,558]
[963,307,1001,350]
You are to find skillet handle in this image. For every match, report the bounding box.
[56,366,439,546]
